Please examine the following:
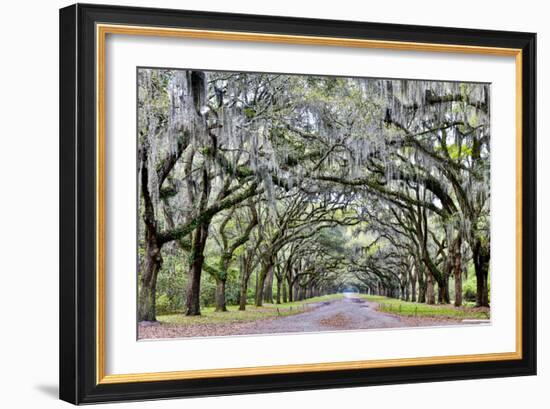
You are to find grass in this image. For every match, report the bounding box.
[158,293,343,326]
[156,293,489,326]
[358,294,490,320]
[281,293,345,308]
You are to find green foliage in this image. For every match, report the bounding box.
[225,268,242,305]
[462,269,491,303]
[463,273,477,302]
[199,276,217,307]
[155,294,173,315]
[447,143,473,160]
[244,107,256,119]
[155,252,187,313]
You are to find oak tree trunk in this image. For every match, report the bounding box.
[255,261,271,306]
[426,273,436,304]
[438,276,450,304]
[185,223,210,316]
[453,237,463,307]
[263,265,274,303]
[410,273,417,302]
[138,239,162,321]
[417,265,426,303]
[287,277,294,302]
[215,277,227,312]
[239,280,248,311]
[473,239,490,307]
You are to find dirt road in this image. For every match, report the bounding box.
[139,293,466,339]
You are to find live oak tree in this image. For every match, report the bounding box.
[137,70,190,321]
[210,201,258,311]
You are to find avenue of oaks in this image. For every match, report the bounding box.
[137,69,490,321]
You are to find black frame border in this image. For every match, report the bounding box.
[59,3,536,404]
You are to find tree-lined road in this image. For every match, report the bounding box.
[139,294,468,339]
[137,69,492,336]
[249,293,404,334]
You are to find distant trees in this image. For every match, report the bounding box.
[342,81,490,307]
[137,69,491,322]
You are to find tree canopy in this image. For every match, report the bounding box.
[137,68,490,321]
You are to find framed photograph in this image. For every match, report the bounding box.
[59,3,536,404]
